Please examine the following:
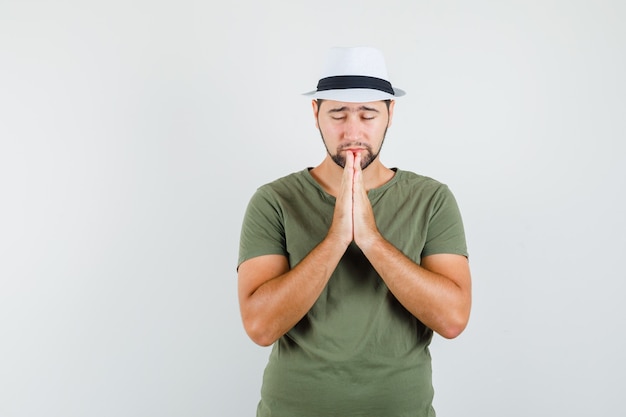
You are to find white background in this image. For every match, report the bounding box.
[1,1,625,416]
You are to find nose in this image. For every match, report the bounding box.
[343,117,361,141]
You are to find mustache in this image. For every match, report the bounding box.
[337,142,371,152]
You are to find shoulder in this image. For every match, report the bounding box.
[247,169,320,210]
[256,169,314,195]
[393,169,442,186]
[388,169,452,196]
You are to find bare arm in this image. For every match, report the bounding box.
[360,239,471,339]
[238,159,354,347]
[239,151,471,346]
[237,236,348,346]
[352,154,472,339]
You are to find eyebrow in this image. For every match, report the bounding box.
[327,106,380,114]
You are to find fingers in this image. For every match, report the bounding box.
[353,151,361,169]
[352,152,366,223]
[351,151,378,247]
[341,151,354,195]
[329,150,355,246]
[352,151,364,193]
[345,149,355,171]
[352,152,369,210]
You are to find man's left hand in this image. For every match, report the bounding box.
[351,152,381,250]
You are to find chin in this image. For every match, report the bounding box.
[331,152,377,170]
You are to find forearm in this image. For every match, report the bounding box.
[359,234,471,339]
[240,235,348,346]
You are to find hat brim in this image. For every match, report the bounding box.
[302,87,405,103]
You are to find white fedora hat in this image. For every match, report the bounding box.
[303,46,405,102]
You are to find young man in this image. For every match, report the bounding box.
[237,47,471,417]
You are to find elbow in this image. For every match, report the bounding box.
[436,311,470,340]
[239,297,284,346]
[243,317,280,347]
[248,332,276,348]
[438,323,466,339]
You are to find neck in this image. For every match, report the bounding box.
[309,156,394,197]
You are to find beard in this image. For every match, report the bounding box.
[320,127,388,170]
[331,142,378,169]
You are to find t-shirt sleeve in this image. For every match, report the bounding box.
[237,187,288,268]
[420,185,468,258]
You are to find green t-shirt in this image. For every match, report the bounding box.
[238,168,468,417]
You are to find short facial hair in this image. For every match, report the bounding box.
[319,127,388,170]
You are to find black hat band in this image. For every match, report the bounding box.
[316,75,394,95]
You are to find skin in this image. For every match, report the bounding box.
[238,99,472,346]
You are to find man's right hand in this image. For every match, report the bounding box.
[239,154,357,346]
[327,151,355,246]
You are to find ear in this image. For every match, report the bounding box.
[387,100,395,128]
[312,99,320,129]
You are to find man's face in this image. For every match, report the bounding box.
[313,99,395,170]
